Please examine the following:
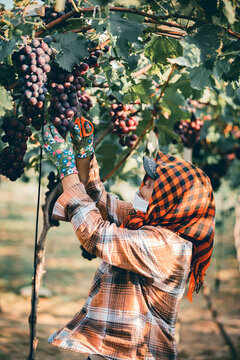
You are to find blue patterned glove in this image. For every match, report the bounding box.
[38,125,78,179]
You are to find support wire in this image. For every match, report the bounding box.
[28,115,44,360]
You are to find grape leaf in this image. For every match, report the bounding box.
[128,54,140,71]
[0,86,13,116]
[97,141,120,179]
[145,36,182,66]
[108,13,145,60]
[222,0,236,24]
[173,74,202,100]
[0,40,16,63]
[101,61,117,86]
[162,86,188,121]
[0,64,16,88]
[188,66,211,90]
[222,58,240,81]
[52,32,89,71]
[213,59,230,79]
[124,79,154,103]
[198,0,218,19]
[178,25,223,68]
[156,121,178,147]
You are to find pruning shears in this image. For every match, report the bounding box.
[74,116,94,138]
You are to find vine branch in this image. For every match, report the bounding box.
[34,6,240,40]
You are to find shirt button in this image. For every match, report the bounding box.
[82,309,87,314]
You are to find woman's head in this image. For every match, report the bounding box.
[139,177,155,202]
[141,151,215,299]
[139,156,158,202]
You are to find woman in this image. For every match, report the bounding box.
[40,121,215,360]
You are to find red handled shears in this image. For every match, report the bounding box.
[75,116,94,138]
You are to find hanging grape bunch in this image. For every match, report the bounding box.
[0,116,32,181]
[86,39,110,69]
[47,61,92,138]
[109,96,140,148]
[40,0,78,24]
[45,172,60,227]
[12,38,52,131]
[174,114,204,148]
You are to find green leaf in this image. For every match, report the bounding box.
[222,58,240,81]
[91,19,107,33]
[162,86,188,121]
[97,141,120,179]
[125,13,144,23]
[156,121,178,147]
[198,0,218,19]
[145,36,182,66]
[188,66,211,90]
[173,74,202,100]
[0,64,16,88]
[0,40,16,63]
[52,32,89,71]
[180,25,223,68]
[213,58,230,79]
[0,86,13,116]
[128,54,140,71]
[235,88,240,102]
[222,0,236,24]
[108,13,145,60]
[101,61,116,86]
[124,79,154,103]
[168,56,187,66]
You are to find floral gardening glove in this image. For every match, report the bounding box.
[70,117,94,159]
[38,124,78,179]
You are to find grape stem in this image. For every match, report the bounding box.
[102,64,176,182]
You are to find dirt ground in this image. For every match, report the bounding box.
[0,179,240,360]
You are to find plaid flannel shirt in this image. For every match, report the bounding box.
[48,155,193,360]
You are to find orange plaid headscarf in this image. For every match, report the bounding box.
[121,151,215,301]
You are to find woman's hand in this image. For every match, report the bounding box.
[38,124,78,179]
[70,116,94,159]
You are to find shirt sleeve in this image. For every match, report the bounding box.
[52,183,192,290]
[52,154,133,224]
[84,153,134,225]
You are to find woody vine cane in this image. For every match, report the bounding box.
[28,107,44,360]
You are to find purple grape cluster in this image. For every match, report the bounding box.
[47,62,93,137]
[109,97,140,148]
[174,117,204,148]
[0,116,32,181]
[86,40,110,68]
[40,0,77,24]
[45,171,60,227]
[12,38,52,130]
